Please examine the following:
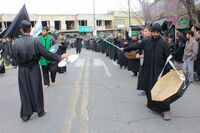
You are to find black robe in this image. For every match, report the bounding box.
[84,40,89,50]
[107,38,115,60]
[137,37,152,91]
[194,40,200,77]
[12,35,61,118]
[173,33,186,63]
[57,41,67,73]
[0,44,5,74]
[124,37,171,113]
[127,40,140,74]
[75,39,82,53]
[105,41,110,57]
[118,39,128,68]
[98,39,105,53]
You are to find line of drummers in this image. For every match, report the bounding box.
[84,26,200,85]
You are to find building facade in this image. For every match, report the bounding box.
[0,11,144,34]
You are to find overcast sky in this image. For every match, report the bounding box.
[0,0,142,14]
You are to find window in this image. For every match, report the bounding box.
[41,21,50,29]
[105,20,112,29]
[79,20,87,26]
[31,21,36,27]
[42,21,48,27]
[4,21,11,28]
[54,21,61,30]
[65,21,75,30]
[117,19,125,25]
[96,20,103,26]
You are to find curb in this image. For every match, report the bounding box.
[5,66,15,71]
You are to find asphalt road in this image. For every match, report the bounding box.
[0,49,200,133]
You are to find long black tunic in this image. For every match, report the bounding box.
[124,37,171,113]
[0,43,5,74]
[118,39,129,67]
[137,37,152,91]
[12,35,61,118]
[57,41,68,73]
[127,40,140,73]
[194,40,200,76]
[75,39,82,53]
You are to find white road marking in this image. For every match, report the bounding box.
[75,58,85,67]
[93,58,112,77]
[80,57,89,132]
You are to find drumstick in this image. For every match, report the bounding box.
[98,35,120,49]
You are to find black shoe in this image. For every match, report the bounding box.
[133,72,137,76]
[38,111,46,117]
[21,115,31,122]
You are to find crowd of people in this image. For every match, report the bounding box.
[84,23,199,121]
[0,20,89,122]
[0,37,17,73]
[85,25,200,83]
[0,29,79,74]
[0,20,199,122]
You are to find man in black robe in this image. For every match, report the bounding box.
[105,36,110,57]
[12,20,68,122]
[194,31,200,81]
[1,38,11,66]
[0,42,5,74]
[173,30,186,70]
[75,37,82,54]
[108,34,115,60]
[127,32,140,76]
[137,26,151,96]
[120,23,173,120]
[57,33,68,73]
[117,34,129,68]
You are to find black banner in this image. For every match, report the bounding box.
[0,4,30,38]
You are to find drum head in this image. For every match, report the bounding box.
[58,54,79,67]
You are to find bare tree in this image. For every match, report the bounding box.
[181,0,198,26]
[138,0,159,24]
[117,0,145,26]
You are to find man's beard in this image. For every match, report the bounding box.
[152,35,160,40]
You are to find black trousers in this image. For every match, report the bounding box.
[41,64,57,86]
[58,66,66,73]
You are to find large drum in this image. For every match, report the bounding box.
[124,51,137,59]
[151,55,190,104]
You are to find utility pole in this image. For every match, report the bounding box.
[93,0,97,36]
[128,0,131,27]
[128,0,132,37]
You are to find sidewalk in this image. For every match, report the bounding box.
[5,65,15,71]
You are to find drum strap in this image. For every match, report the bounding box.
[158,55,182,80]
